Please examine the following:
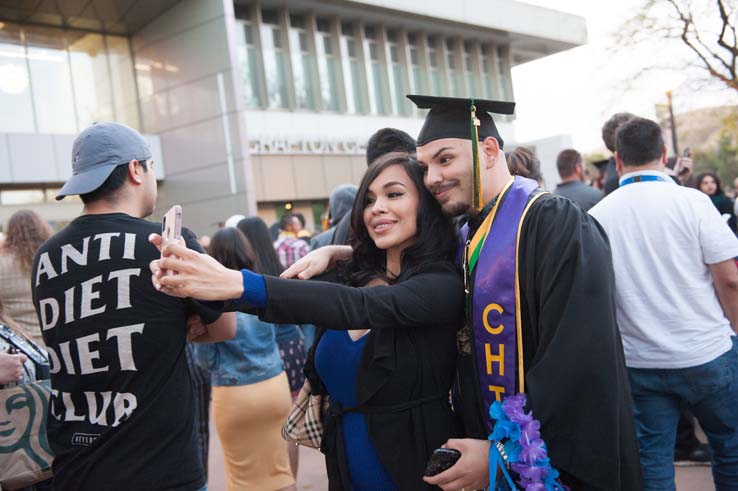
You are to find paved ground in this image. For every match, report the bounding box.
[206,421,714,490]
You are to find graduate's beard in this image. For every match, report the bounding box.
[441,200,471,218]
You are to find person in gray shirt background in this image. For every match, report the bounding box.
[554,148,604,211]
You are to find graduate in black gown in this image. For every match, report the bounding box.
[407,96,642,491]
[147,95,642,491]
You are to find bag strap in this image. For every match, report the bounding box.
[0,325,48,367]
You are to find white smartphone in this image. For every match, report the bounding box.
[161,205,182,276]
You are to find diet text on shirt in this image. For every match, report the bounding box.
[35,232,144,428]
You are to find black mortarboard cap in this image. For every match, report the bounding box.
[407,95,515,148]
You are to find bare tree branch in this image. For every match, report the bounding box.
[614,0,738,94]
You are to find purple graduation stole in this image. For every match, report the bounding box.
[459,176,545,431]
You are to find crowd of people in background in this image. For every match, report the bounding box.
[0,99,737,491]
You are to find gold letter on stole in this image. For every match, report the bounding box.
[483,303,504,334]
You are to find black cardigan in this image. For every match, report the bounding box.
[251,261,464,490]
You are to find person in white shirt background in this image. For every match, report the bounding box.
[589,117,738,491]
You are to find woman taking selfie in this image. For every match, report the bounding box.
[150,153,464,490]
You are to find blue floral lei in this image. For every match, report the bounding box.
[488,393,569,491]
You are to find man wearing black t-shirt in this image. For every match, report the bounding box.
[32,122,235,491]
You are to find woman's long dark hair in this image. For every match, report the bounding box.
[208,227,257,272]
[696,172,724,197]
[237,216,284,276]
[349,152,456,286]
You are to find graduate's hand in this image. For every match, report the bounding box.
[423,439,490,491]
[148,239,244,300]
[281,245,353,280]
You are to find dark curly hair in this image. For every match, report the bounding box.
[348,152,456,286]
[2,209,52,272]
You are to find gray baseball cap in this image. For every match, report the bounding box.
[56,122,152,201]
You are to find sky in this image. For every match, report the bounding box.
[512,0,738,153]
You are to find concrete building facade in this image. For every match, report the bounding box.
[0,0,586,234]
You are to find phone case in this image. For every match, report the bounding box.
[423,448,461,477]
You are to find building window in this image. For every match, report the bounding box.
[0,23,35,133]
[463,41,478,97]
[339,22,364,114]
[315,18,340,111]
[364,25,388,115]
[288,14,317,110]
[498,46,513,101]
[386,30,407,116]
[260,8,289,109]
[236,14,264,108]
[445,38,463,97]
[106,35,140,129]
[426,37,443,96]
[0,22,138,134]
[67,32,114,128]
[407,33,425,96]
[480,44,498,99]
[25,26,77,134]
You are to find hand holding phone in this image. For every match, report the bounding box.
[423,448,461,477]
[161,205,182,276]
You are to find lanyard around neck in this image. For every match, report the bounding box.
[620,174,669,187]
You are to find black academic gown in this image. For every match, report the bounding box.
[454,193,643,491]
[237,263,464,491]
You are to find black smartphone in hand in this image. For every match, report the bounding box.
[423,448,462,477]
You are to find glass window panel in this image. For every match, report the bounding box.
[67,32,114,128]
[261,22,288,108]
[390,45,399,63]
[107,36,139,129]
[341,22,354,35]
[498,47,511,100]
[234,5,251,20]
[412,66,424,93]
[347,38,356,57]
[25,26,76,134]
[349,61,363,112]
[261,9,279,25]
[369,43,378,60]
[340,32,363,114]
[427,38,439,68]
[371,63,386,114]
[289,25,316,110]
[391,65,405,115]
[290,14,305,28]
[0,23,35,133]
[236,23,263,108]
[316,31,339,111]
[105,36,139,129]
[316,18,331,33]
[0,190,44,205]
[484,76,497,99]
[429,70,442,96]
[363,31,386,114]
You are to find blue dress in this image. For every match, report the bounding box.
[315,330,397,491]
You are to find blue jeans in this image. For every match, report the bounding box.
[628,338,738,491]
